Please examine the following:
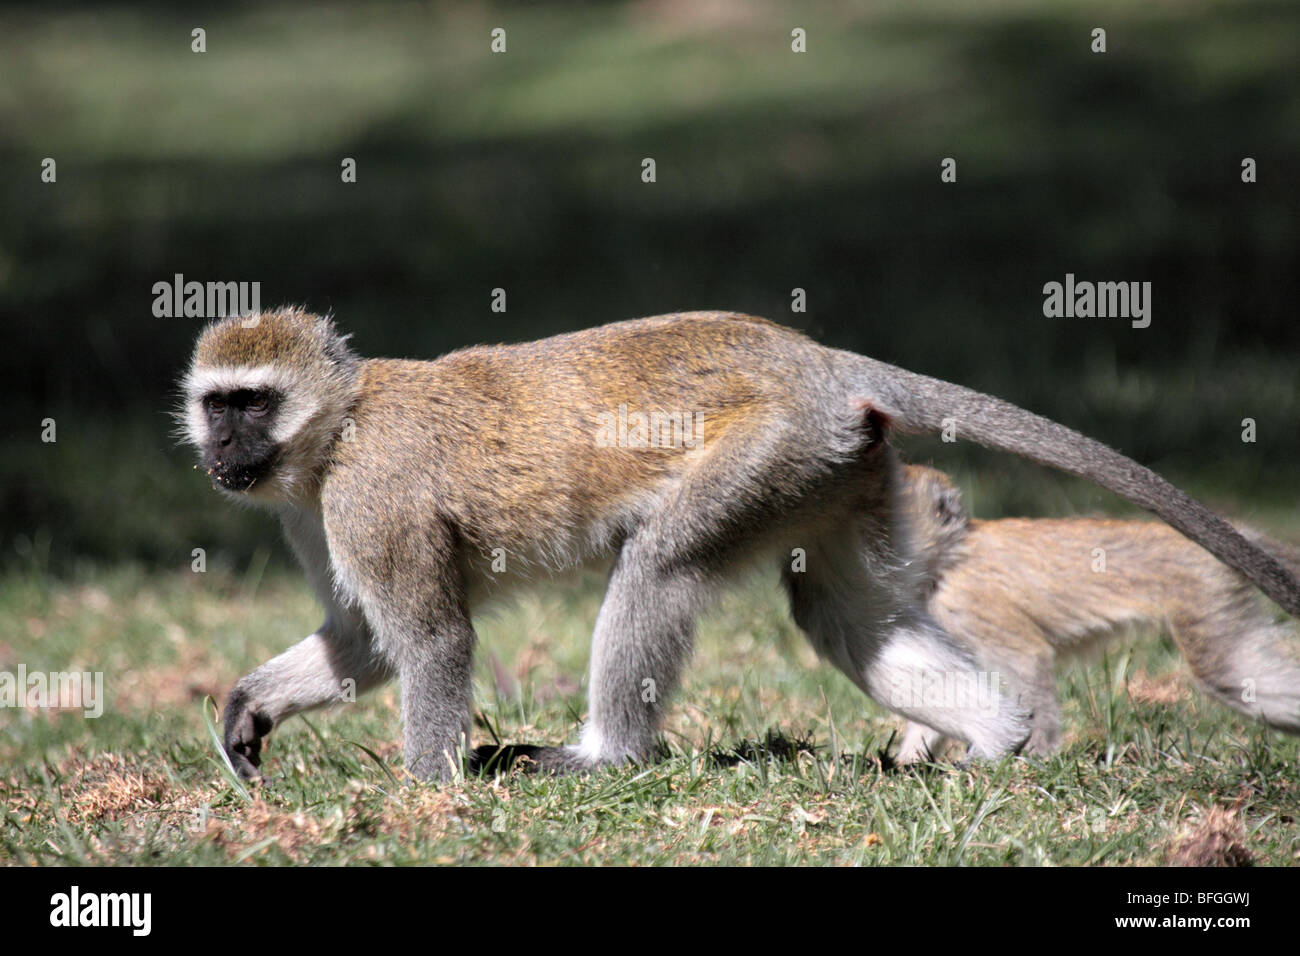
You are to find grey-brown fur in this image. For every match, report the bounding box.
[178,309,1300,781]
[898,465,1300,760]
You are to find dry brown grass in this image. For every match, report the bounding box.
[1126,669,1191,709]
[1164,805,1253,867]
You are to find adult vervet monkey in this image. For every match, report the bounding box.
[179,307,1300,781]
[897,465,1300,760]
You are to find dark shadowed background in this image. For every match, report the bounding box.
[2,0,1297,575]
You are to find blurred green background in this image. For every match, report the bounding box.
[2,0,1297,576]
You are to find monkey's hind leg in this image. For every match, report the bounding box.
[784,529,1032,760]
[524,418,835,775]
[895,721,949,764]
[513,531,719,775]
[1178,614,1300,735]
[1006,646,1061,755]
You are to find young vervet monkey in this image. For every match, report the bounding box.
[896,465,1300,760]
[179,307,1300,782]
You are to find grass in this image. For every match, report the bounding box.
[3,552,1297,866]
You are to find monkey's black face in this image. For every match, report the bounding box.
[200,389,282,492]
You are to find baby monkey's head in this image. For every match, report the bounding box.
[900,464,971,591]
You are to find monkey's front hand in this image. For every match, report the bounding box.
[223,687,274,781]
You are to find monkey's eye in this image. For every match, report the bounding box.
[245,393,269,415]
[205,396,227,415]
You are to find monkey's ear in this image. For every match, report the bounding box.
[936,486,968,526]
[852,397,897,446]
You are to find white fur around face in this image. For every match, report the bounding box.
[183,363,318,447]
[183,362,342,504]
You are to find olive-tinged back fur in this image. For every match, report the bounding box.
[324,312,856,584]
[182,309,1300,781]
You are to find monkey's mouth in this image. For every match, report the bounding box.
[204,455,275,493]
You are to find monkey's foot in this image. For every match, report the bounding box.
[223,689,273,782]
[468,744,594,777]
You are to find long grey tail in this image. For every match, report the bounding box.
[1243,530,1300,598]
[853,355,1300,618]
